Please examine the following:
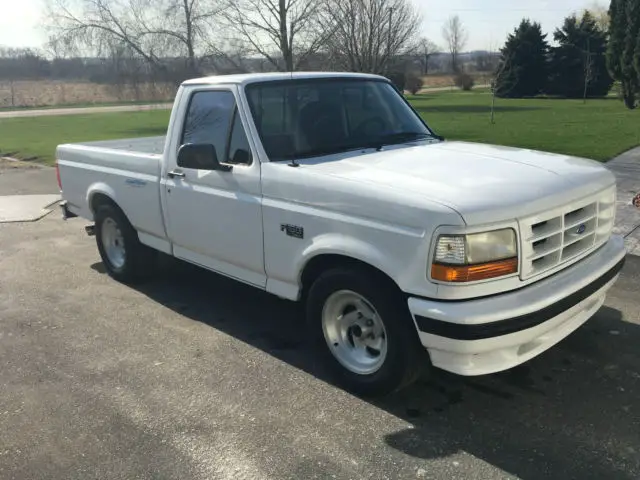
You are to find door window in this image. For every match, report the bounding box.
[181,90,253,167]
[181,90,235,164]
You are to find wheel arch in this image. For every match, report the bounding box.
[300,253,403,303]
[87,183,119,217]
[89,190,136,237]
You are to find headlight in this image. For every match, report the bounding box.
[431,228,518,282]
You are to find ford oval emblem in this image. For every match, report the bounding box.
[576,224,587,234]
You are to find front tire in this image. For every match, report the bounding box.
[94,203,155,284]
[306,267,427,396]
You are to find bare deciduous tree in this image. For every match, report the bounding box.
[322,0,421,75]
[580,1,609,31]
[418,38,439,76]
[442,15,468,73]
[583,37,594,103]
[223,0,327,72]
[44,0,232,82]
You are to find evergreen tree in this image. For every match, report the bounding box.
[548,12,613,98]
[607,0,640,108]
[495,19,549,98]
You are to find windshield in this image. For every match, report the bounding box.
[245,78,434,161]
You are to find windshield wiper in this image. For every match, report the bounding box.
[271,132,443,163]
[273,143,379,162]
[371,132,440,151]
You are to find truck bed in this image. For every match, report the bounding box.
[74,136,165,155]
[56,136,163,177]
[56,136,167,246]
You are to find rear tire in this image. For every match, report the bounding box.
[306,266,427,397]
[94,203,156,284]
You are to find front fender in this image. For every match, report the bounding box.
[297,234,397,285]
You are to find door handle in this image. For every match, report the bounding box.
[168,169,185,179]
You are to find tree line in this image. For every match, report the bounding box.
[4,0,637,110]
[495,0,640,109]
[38,0,426,83]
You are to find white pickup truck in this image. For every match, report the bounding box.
[57,72,626,395]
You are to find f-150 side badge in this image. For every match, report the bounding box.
[281,224,304,239]
[125,178,147,187]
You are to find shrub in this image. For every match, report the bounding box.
[387,71,406,92]
[405,73,424,94]
[455,73,475,91]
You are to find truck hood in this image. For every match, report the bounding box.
[299,141,616,224]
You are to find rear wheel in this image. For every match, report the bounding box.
[94,203,155,284]
[306,266,427,396]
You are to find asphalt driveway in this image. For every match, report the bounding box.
[0,213,638,480]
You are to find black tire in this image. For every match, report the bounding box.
[94,203,156,284]
[306,266,428,397]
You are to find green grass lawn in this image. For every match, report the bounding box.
[0,111,170,164]
[410,90,640,161]
[1,90,638,165]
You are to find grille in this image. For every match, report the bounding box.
[519,187,616,280]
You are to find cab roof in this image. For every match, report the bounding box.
[181,71,388,87]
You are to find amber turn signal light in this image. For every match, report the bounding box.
[431,257,518,282]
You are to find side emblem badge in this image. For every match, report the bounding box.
[281,224,304,239]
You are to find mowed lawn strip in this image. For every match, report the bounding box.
[0,110,170,165]
[1,90,639,165]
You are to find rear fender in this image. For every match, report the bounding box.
[86,182,118,219]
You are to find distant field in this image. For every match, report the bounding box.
[0,90,638,165]
[0,80,175,109]
[420,73,492,89]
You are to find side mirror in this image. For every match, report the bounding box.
[177,143,232,171]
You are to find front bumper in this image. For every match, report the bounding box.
[408,235,626,376]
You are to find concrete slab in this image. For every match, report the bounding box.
[0,159,58,195]
[0,194,60,223]
[607,146,640,256]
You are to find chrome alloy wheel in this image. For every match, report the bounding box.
[321,290,388,375]
[101,217,126,269]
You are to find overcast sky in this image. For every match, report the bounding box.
[0,0,604,53]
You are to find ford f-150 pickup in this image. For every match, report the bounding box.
[57,72,626,396]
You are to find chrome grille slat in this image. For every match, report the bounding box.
[564,213,596,230]
[529,245,562,261]
[529,227,563,243]
[563,230,594,248]
[519,187,616,280]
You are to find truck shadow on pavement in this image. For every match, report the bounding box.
[92,255,640,480]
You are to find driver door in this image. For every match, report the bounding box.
[162,87,266,288]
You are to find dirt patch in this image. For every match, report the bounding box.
[0,157,41,171]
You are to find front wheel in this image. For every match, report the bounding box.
[306,267,427,396]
